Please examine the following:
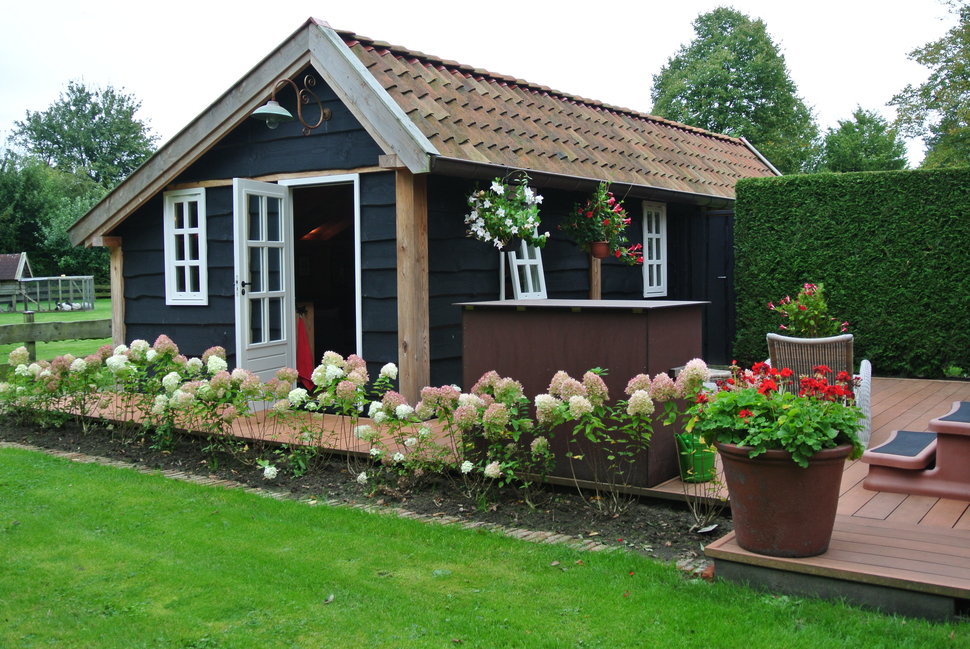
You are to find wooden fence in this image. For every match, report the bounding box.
[0,318,112,361]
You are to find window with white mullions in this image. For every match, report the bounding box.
[507,239,547,299]
[163,188,208,305]
[642,201,667,297]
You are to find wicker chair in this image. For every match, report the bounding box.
[766,333,873,446]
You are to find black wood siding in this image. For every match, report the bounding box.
[115,66,388,369]
[426,178,734,386]
[116,188,237,363]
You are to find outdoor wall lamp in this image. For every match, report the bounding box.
[251,75,332,135]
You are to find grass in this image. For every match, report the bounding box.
[0,299,112,362]
[1,447,966,648]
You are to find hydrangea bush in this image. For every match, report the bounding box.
[0,335,716,510]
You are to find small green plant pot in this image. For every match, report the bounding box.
[675,433,716,483]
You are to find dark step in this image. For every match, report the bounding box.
[862,430,936,470]
[929,401,970,435]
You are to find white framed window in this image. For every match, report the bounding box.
[507,240,547,299]
[163,188,208,305]
[642,201,667,297]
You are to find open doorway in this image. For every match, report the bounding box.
[290,182,357,363]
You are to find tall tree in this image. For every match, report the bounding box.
[813,107,908,172]
[0,152,107,280]
[649,7,818,174]
[10,80,158,188]
[890,2,970,167]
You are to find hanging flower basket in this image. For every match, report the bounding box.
[562,182,642,265]
[464,173,548,250]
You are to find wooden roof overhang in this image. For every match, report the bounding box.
[69,19,777,247]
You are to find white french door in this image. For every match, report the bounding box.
[232,179,295,381]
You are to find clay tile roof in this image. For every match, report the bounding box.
[338,29,776,199]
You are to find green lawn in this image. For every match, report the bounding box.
[1,447,965,648]
[0,299,112,362]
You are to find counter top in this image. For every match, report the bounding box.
[457,299,709,310]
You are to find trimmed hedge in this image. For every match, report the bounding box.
[734,168,970,378]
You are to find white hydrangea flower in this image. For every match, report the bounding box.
[392,452,405,463]
[186,357,204,373]
[458,393,484,408]
[483,461,502,479]
[105,355,130,374]
[369,447,381,457]
[146,349,158,362]
[354,425,373,439]
[311,364,328,386]
[460,460,474,474]
[27,363,42,377]
[8,346,30,366]
[367,401,382,418]
[356,471,368,485]
[231,368,249,384]
[262,464,278,480]
[380,363,398,380]
[14,364,30,377]
[288,388,309,406]
[395,404,414,419]
[151,394,168,414]
[162,371,182,393]
[419,426,431,438]
[113,344,129,355]
[404,437,417,448]
[38,369,51,379]
[128,339,149,359]
[322,365,343,383]
[373,411,387,424]
[207,355,228,374]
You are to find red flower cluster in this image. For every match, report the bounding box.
[798,365,857,401]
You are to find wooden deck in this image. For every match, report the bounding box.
[704,377,970,620]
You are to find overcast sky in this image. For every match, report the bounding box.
[0,0,958,166]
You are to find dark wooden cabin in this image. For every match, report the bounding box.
[69,18,778,400]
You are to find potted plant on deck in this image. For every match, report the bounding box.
[686,361,864,557]
[464,172,548,250]
[769,282,848,337]
[562,182,642,264]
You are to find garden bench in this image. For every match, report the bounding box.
[862,401,970,501]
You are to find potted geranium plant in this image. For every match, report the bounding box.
[562,182,643,264]
[769,282,848,336]
[464,172,548,250]
[686,361,864,557]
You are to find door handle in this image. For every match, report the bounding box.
[239,280,250,295]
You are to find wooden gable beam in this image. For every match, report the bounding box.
[68,22,316,247]
[394,169,430,404]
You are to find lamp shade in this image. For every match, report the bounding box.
[252,100,294,129]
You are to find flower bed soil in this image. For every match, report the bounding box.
[0,419,731,564]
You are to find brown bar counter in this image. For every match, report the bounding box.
[459,299,708,487]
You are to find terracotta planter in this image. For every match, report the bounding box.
[589,241,610,259]
[716,441,852,557]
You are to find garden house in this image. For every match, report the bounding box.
[68,18,778,400]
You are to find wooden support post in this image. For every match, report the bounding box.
[22,311,36,361]
[101,236,126,346]
[395,170,430,403]
[589,255,602,300]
